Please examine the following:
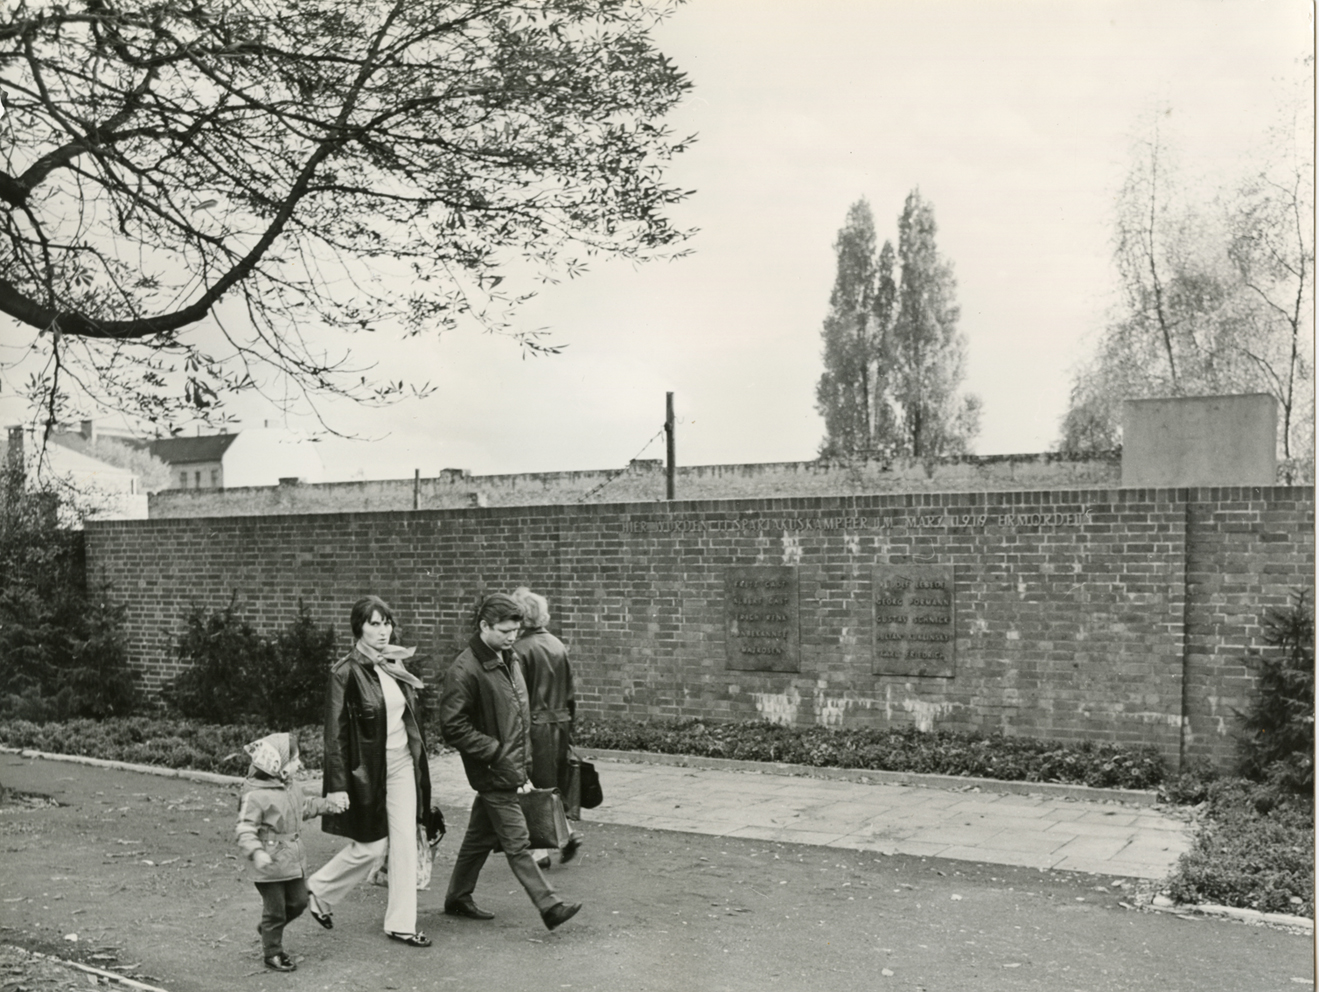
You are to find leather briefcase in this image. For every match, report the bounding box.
[518,787,572,850]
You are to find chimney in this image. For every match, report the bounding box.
[80,419,96,443]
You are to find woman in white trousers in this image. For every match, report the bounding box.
[307,596,433,947]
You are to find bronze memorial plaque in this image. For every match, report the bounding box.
[872,565,955,677]
[725,566,800,672]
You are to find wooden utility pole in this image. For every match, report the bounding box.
[665,391,676,500]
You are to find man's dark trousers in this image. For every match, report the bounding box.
[445,791,559,912]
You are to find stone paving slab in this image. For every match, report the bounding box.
[427,751,1192,880]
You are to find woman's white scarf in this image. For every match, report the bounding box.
[357,642,425,689]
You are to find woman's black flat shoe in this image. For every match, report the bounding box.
[387,931,432,948]
[308,894,333,929]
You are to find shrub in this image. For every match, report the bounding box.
[257,602,338,729]
[161,597,270,724]
[0,463,138,719]
[162,599,339,728]
[0,716,326,774]
[1157,758,1218,806]
[1166,777,1313,916]
[1237,591,1314,792]
[574,718,1166,790]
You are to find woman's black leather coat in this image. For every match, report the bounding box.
[320,648,431,843]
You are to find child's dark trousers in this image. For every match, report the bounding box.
[255,878,309,956]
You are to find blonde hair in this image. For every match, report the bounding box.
[512,586,549,627]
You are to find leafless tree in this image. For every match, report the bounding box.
[0,0,693,434]
[1059,99,1314,470]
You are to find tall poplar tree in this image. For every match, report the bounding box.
[815,200,890,457]
[815,192,978,460]
[889,190,980,458]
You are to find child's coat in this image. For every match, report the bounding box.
[235,735,336,882]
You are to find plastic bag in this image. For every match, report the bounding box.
[367,825,434,890]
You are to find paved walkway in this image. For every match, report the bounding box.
[2,743,1191,881]
[427,751,1192,880]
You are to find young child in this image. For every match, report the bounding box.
[235,732,344,972]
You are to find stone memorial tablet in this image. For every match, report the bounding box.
[872,565,955,677]
[725,566,800,672]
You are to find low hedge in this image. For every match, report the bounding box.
[0,717,328,775]
[0,715,1166,790]
[1166,778,1314,917]
[574,718,1166,790]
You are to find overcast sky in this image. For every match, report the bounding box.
[13,0,1311,481]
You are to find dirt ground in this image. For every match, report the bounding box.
[0,754,1312,992]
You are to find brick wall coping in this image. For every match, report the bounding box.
[89,483,1319,530]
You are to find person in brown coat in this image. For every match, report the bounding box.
[306,596,433,948]
[512,587,583,867]
[439,593,582,932]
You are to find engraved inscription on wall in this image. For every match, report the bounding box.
[725,566,800,673]
[872,565,955,678]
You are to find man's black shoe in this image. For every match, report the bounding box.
[541,901,582,931]
[264,953,297,972]
[444,899,494,920]
[560,836,582,864]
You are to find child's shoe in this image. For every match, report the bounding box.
[264,952,296,972]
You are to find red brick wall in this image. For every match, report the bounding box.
[1181,488,1315,767]
[85,486,1314,771]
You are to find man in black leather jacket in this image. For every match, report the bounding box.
[439,593,582,932]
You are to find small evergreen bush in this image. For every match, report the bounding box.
[258,602,338,728]
[1236,591,1314,792]
[162,599,338,728]
[161,597,270,724]
[1163,589,1315,918]
[0,462,138,719]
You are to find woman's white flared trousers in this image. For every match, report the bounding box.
[307,745,418,934]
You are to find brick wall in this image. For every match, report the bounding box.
[86,485,1314,771]
[147,451,1123,517]
[1181,488,1315,765]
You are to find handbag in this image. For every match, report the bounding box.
[518,787,572,850]
[563,752,582,820]
[579,759,603,810]
[424,804,446,844]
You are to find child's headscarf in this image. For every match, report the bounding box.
[244,732,297,778]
